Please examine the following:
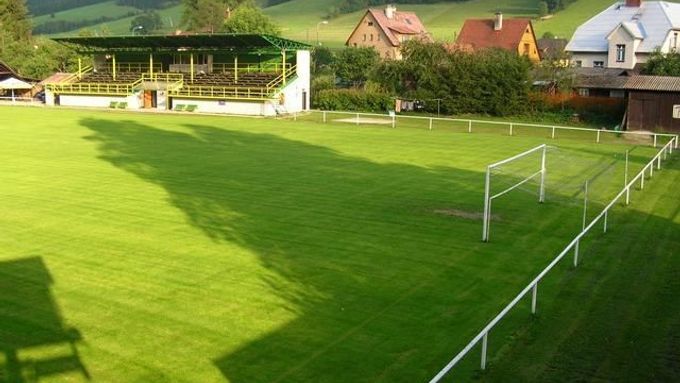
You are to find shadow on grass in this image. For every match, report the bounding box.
[79,117,640,382]
[0,257,89,383]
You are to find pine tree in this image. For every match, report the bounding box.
[0,0,32,42]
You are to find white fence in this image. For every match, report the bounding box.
[428,136,678,382]
[298,110,680,149]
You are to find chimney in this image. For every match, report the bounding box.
[494,12,503,31]
[385,4,396,19]
[625,0,641,7]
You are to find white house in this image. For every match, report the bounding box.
[566,0,680,69]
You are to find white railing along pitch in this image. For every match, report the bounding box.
[310,110,680,149]
[429,136,677,382]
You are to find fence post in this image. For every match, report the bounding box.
[468,120,472,133]
[650,162,654,178]
[574,240,580,267]
[657,156,662,170]
[531,283,538,314]
[429,118,433,131]
[294,111,297,121]
[509,123,514,136]
[582,180,589,231]
[603,211,608,233]
[356,113,360,126]
[551,126,556,139]
[624,150,630,205]
[640,168,645,190]
[625,186,630,206]
[481,332,488,370]
[323,111,327,123]
[653,134,658,148]
[482,166,491,242]
[597,130,601,143]
[392,115,396,129]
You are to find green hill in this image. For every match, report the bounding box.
[35,0,680,46]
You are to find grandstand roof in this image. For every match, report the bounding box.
[53,34,310,53]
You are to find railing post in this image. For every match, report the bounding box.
[640,168,645,190]
[574,240,580,267]
[650,162,654,178]
[323,111,327,123]
[509,123,514,136]
[531,283,538,315]
[653,134,658,148]
[551,126,556,139]
[603,211,608,233]
[468,120,472,133]
[481,332,488,370]
[482,166,491,242]
[657,156,662,170]
[625,186,630,206]
[429,117,433,131]
[356,113,360,125]
[392,115,396,129]
[597,130,601,143]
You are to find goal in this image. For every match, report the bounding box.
[482,144,547,242]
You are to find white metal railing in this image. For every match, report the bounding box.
[428,136,678,382]
[306,110,680,149]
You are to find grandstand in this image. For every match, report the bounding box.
[45,34,311,116]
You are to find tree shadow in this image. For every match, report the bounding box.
[80,118,588,382]
[0,257,89,383]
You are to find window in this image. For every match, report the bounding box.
[523,43,530,55]
[574,60,582,67]
[616,44,626,62]
[594,61,604,68]
[370,34,373,41]
[578,88,590,97]
[673,32,678,51]
[363,34,366,42]
[368,21,374,26]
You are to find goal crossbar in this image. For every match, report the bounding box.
[483,144,547,242]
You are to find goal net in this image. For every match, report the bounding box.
[483,144,547,242]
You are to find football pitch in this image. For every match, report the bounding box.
[0,106,678,382]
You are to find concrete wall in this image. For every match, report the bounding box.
[55,92,142,109]
[607,28,638,69]
[172,98,276,116]
[571,53,609,68]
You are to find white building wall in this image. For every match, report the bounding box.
[607,28,638,69]
[56,91,142,109]
[571,53,609,68]
[172,98,276,116]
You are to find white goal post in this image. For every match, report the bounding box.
[482,144,547,242]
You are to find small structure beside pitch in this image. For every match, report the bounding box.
[45,34,311,116]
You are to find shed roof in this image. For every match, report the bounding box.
[53,33,309,53]
[624,75,680,91]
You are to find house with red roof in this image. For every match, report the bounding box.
[453,13,541,62]
[346,5,432,60]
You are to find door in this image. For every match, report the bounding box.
[144,91,152,108]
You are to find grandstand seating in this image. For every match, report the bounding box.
[76,70,280,89]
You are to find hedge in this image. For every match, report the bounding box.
[313,89,393,112]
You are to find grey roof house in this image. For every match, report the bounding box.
[566,0,680,69]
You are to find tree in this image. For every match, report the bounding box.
[333,47,380,86]
[130,11,163,34]
[222,4,280,35]
[181,0,226,32]
[642,50,680,76]
[538,1,549,17]
[0,0,32,42]
[311,46,334,75]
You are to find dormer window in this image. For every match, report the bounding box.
[616,44,626,62]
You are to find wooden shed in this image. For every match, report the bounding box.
[625,75,680,133]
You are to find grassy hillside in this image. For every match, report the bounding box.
[32,1,138,25]
[265,0,540,47]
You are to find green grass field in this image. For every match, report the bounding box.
[0,106,678,382]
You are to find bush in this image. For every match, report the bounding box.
[313,89,393,112]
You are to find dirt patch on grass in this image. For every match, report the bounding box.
[334,117,392,125]
[434,209,500,221]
